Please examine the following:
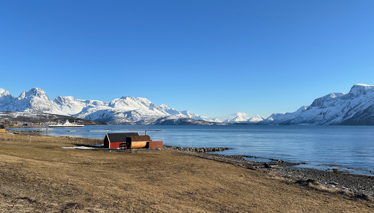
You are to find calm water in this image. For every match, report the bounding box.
[33,125,374,175]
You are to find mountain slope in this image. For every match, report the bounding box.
[0,88,64,114]
[0,89,15,108]
[262,84,374,125]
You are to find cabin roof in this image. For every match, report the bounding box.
[106,132,139,142]
[128,135,151,142]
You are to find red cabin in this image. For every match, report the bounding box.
[103,132,139,149]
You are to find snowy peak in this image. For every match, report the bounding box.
[4,83,374,125]
[51,94,209,124]
[0,87,214,124]
[180,110,210,120]
[54,95,77,103]
[248,115,265,123]
[225,112,250,122]
[348,84,374,96]
[0,88,64,114]
[159,104,183,115]
[232,112,249,117]
[0,88,12,97]
[53,96,87,115]
[222,112,264,123]
[108,96,162,114]
[310,93,345,108]
[0,88,15,107]
[262,83,374,125]
[18,88,50,101]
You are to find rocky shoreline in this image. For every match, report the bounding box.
[9,129,45,133]
[165,146,374,199]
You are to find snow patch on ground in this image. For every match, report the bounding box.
[62,146,95,150]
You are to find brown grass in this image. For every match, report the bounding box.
[0,132,373,212]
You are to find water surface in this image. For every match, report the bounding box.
[25,125,374,175]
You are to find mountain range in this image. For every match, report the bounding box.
[261,84,374,125]
[1,83,374,125]
[0,88,218,125]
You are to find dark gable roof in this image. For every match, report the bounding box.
[106,132,139,142]
[0,125,5,129]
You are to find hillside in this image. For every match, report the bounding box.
[262,84,374,125]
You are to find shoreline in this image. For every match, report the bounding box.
[6,131,374,198]
[3,132,374,198]
[165,145,374,199]
[0,132,373,212]
[8,125,374,177]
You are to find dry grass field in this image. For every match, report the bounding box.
[0,132,373,212]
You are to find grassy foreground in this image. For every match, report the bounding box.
[0,133,373,212]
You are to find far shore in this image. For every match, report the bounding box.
[0,132,373,212]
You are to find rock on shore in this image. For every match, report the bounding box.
[164,146,231,153]
[165,145,374,199]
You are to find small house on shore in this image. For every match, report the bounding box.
[0,125,5,133]
[103,132,163,149]
[104,132,139,149]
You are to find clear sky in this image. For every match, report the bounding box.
[1,0,374,118]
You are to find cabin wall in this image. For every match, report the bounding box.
[148,140,163,149]
[110,141,125,149]
[104,136,109,148]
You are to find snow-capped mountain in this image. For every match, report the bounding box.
[53,95,220,124]
[217,112,264,123]
[55,96,183,124]
[0,88,15,108]
[53,96,108,115]
[262,84,374,125]
[0,88,64,114]
[3,84,374,125]
[0,87,214,125]
[224,112,250,123]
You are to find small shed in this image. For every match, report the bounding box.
[148,140,163,149]
[126,135,163,149]
[0,125,5,133]
[104,132,139,149]
[126,135,151,149]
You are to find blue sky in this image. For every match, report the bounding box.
[1,0,374,118]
